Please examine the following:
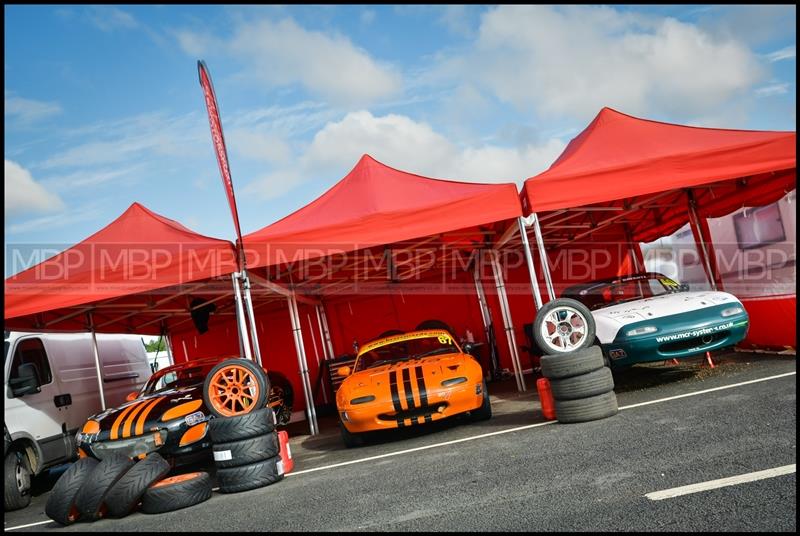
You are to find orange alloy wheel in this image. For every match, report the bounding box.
[151,473,202,488]
[207,365,261,417]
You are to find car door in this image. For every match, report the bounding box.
[5,336,73,466]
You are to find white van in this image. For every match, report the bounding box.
[4,330,152,510]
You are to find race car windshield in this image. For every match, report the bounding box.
[355,334,459,371]
[564,273,686,311]
[141,361,217,395]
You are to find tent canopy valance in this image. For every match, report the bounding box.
[521,107,796,246]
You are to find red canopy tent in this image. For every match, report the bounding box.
[243,154,522,267]
[174,153,531,435]
[520,107,795,245]
[4,202,242,335]
[517,107,796,347]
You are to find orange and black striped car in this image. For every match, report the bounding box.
[336,330,491,447]
[76,357,292,463]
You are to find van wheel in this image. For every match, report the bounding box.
[4,450,32,511]
[203,359,270,418]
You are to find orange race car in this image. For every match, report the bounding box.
[335,329,491,447]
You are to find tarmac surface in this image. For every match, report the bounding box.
[5,350,796,532]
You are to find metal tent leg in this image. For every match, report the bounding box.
[489,251,526,392]
[288,295,319,436]
[231,273,252,360]
[241,271,263,367]
[531,213,555,301]
[518,217,543,310]
[87,313,106,411]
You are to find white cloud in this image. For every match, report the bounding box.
[439,5,764,121]
[177,17,401,106]
[86,6,138,32]
[360,9,376,25]
[243,110,566,200]
[5,91,62,125]
[5,160,65,217]
[755,83,790,98]
[767,45,796,63]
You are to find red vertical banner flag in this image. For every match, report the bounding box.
[197,60,245,266]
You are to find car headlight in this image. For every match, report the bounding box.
[721,306,744,317]
[350,395,375,405]
[441,377,467,387]
[626,326,658,337]
[89,430,167,460]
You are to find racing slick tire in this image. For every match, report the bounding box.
[141,472,212,514]
[203,358,270,419]
[5,449,33,511]
[339,422,365,448]
[534,298,596,355]
[74,453,135,521]
[554,391,618,424]
[104,452,171,518]
[550,367,614,401]
[415,319,455,335]
[470,381,492,422]
[541,346,605,380]
[45,457,99,525]
[208,407,277,444]
[216,456,284,493]
[212,432,280,469]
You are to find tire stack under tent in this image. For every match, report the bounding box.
[210,407,286,493]
[540,346,619,423]
[44,452,212,526]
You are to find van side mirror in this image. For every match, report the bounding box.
[126,391,139,402]
[9,363,41,397]
[337,366,351,377]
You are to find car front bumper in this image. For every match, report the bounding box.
[603,311,749,366]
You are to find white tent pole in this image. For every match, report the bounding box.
[687,192,718,291]
[86,312,106,411]
[531,213,556,301]
[288,294,319,436]
[472,259,500,381]
[307,312,328,405]
[518,216,543,310]
[317,303,335,359]
[163,328,175,367]
[241,270,263,367]
[489,251,526,392]
[231,273,252,360]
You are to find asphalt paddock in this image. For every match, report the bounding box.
[5,350,796,532]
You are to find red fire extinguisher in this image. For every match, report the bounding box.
[536,377,556,421]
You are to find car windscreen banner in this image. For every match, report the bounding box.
[197,60,244,266]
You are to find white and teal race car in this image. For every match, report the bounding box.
[533,273,750,367]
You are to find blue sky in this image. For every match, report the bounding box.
[4,5,796,276]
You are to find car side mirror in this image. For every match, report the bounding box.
[126,391,139,402]
[9,363,41,397]
[462,343,475,354]
[678,283,690,292]
[337,366,351,377]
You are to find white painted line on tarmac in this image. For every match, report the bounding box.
[5,370,796,531]
[286,370,796,479]
[287,419,558,477]
[619,371,796,410]
[646,464,796,500]
[4,520,53,530]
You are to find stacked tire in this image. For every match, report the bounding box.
[44,452,212,525]
[541,346,618,424]
[210,407,285,493]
